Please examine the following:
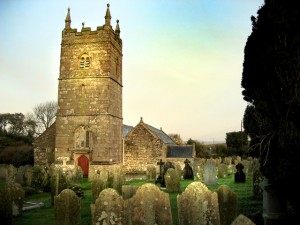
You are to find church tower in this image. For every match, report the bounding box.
[55,4,123,175]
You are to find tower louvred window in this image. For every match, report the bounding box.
[79,54,90,70]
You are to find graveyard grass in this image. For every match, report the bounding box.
[13,173,262,225]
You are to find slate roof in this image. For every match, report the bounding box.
[122,124,133,138]
[166,145,193,158]
[122,122,176,145]
[145,124,176,144]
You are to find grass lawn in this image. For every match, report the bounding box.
[13,173,263,225]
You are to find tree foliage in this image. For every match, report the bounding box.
[0,113,36,136]
[241,0,300,212]
[168,133,184,145]
[225,131,249,156]
[186,138,209,158]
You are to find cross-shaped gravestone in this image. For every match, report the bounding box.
[155,159,166,187]
[157,159,165,176]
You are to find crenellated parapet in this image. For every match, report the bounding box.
[62,4,122,45]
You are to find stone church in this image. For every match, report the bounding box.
[33,4,194,176]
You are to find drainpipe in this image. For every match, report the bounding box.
[122,138,124,164]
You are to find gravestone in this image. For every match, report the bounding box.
[175,163,183,179]
[252,167,263,200]
[217,163,228,178]
[91,170,109,202]
[155,159,166,187]
[227,164,234,175]
[193,158,205,181]
[111,166,126,194]
[92,188,126,225]
[177,182,220,225]
[203,159,217,185]
[164,168,181,193]
[261,177,287,225]
[121,185,139,200]
[23,165,33,187]
[6,164,17,184]
[224,157,232,165]
[68,166,83,183]
[128,183,173,225]
[234,163,246,183]
[146,165,156,181]
[16,166,26,187]
[10,182,25,216]
[215,184,237,225]
[51,167,68,205]
[31,165,47,191]
[231,214,256,225]
[241,160,250,173]
[183,159,194,180]
[54,189,81,225]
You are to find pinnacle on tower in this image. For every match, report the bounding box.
[115,19,120,37]
[65,7,71,29]
[105,3,111,26]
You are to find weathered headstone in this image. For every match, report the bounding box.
[231,214,256,225]
[6,164,17,185]
[193,158,205,181]
[92,188,126,225]
[227,164,234,175]
[10,183,25,217]
[121,185,139,200]
[146,165,156,181]
[224,157,232,165]
[54,189,81,225]
[177,182,220,225]
[234,163,246,183]
[252,167,263,200]
[91,170,109,203]
[23,165,33,187]
[261,177,287,225]
[111,166,126,194]
[203,159,217,185]
[175,163,183,179]
[51,167,68,205]
[183,159,194,180]
[164,168,181,193]
[16,166,26,187]
[67,166,83,183]
[128,183,173,225]
[31,165,47,191]
[215,184,237,225]
[217,163,228,179]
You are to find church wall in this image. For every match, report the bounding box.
[124,124,164,174]
[33,123,56,166]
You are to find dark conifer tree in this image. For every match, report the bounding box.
[242,0,300,213]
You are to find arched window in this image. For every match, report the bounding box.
[79,53,90,70]
[74,126,91,148]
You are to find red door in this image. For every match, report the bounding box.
[78,155,89,176]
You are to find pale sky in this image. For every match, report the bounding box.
[0,0,264,143]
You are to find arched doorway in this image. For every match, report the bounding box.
[78,155,89,176]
